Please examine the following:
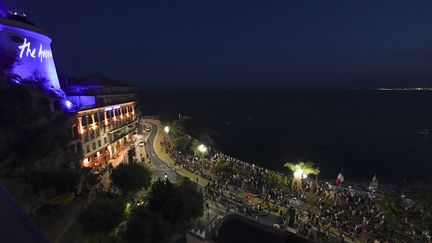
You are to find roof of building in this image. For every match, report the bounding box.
[0,182,49,243]
[67,73,135,88]
[0,15,48,37]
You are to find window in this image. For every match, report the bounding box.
[92,143,96,150]
[72,126,79,139]
[98,140,101,147]
[86,145,90,153]
[104,137,107,144]
[82,115,90,126]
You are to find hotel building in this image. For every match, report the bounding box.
[0,9,139,169]
[64,77,139,168]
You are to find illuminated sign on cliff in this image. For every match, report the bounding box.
[0,18,61,89]
[18,38,53,62]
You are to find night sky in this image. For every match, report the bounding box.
[3,0,432,89]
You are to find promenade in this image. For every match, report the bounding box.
[141,119,431,243]
[141,120,343,242]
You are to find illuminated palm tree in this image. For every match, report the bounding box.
[284,161,319,192]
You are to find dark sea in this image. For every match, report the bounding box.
[139,90,432,185]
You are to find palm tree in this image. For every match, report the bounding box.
[284,161,319,192]
[170,120,184,136]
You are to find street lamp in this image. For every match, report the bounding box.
[197,144,207,153]
[293,169,308,179]
[293,169,304,179]
[164,126,170,134]
[164,173,168,181]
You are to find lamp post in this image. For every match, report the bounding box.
[197,144,207,154]
[164,126,170,134]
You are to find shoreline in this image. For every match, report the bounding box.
[149,118,404,196]
[145,118,431,242]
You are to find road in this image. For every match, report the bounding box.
[141,121,179,182]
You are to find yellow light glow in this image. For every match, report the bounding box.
[294,169,304,178]
[198,144,207,153]
[83,158,90,167]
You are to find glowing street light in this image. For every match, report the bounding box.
[164,126,170,134]
[293,169,308,179]
[293,169,304,178]
[197,144,207,153]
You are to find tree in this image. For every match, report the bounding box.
[191,139,207,157]
[110,162,152,196]
[125,207,172,243]
[170,120,185,136]
[24,170,79,194]
[172,136,193,155]
[265,171,288,188]
[125,178,204,242]
[79,198,125,242]
[149,179,204,229]
[284,161,318,192]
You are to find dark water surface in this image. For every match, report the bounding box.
[140,90,432,184]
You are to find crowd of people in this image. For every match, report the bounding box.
[161,137,431,242]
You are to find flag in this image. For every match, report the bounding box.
[335,172,344,185]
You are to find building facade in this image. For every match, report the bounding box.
[64,78,139,168]
[0,11,61,89]
[77,102,137,167]
[0,9,139,169]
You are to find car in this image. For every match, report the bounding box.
[139,141,145,147]
[145,127,151,132]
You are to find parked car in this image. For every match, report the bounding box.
[139,141,145,147]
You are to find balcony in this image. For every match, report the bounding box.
[106,115,137,133]
[110,124,136,143]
